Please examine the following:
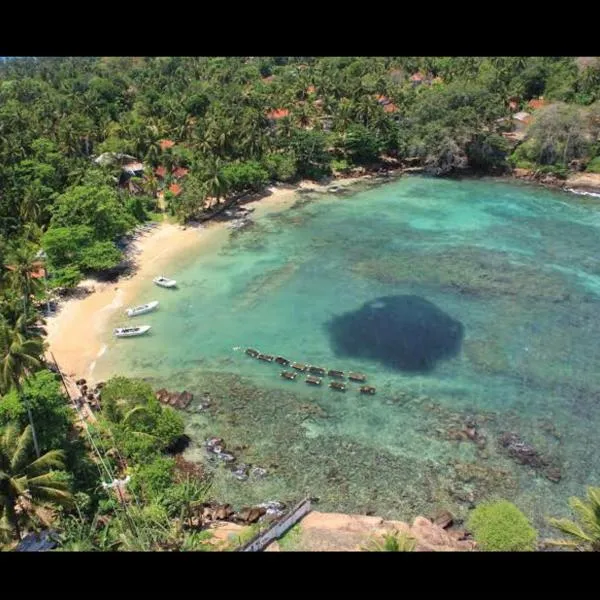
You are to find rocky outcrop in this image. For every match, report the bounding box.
[565,172,600,195]
[269,511,475,552]
[155,388,193,410]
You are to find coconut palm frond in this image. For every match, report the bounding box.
[27,484,73,508]
[10,425,33,473]
[548,518,594,543]
[26,450,66,475]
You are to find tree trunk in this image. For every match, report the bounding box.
[21,393,40,458]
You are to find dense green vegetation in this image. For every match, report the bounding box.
[467,500,538,551]
[1,56,600,551]
[1,56,600,288]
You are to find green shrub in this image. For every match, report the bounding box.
[331,159,351,174]
[0,370,72,454]
[585,156,600,173]
[130,456,176,501]
[467,500,537,551]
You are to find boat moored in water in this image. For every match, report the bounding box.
[327,369,345,379]
[113,325,151,338]
[257,353,274,362]
[348,372,367,382]
[291,362,307,372]
[153,276,177,288]
[329,381,347,392]
[360,385,376,395]
[126,300,159,317]
[306,375,322,386]
[280,371,297,380]
[245,348,260,358]
[275,356,290,366]
[308,366,327,377]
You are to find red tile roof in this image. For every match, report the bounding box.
[375,95,391,105]
[266,108,290,120]
[527,98,547,110]
[383,103,398,113]
[159,139,175,151]
[168,183,182,196]
[172,167,189,179]
[410,72,425,82]
[155,166,167,178]
[307,85,316,94]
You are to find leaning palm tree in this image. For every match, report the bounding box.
[0,424,72,541]
[0,316,45,457]
[547,487,600,551]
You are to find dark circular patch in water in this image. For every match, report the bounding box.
[326,295,464,372]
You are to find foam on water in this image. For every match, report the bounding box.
[94,176,600,530]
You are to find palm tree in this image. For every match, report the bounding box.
[0,424,72,541]
[0,315,45,457]
[547,487,600,551]
[5,243,43,313]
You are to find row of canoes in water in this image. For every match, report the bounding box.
[244,348,376,395]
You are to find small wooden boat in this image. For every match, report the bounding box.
[245,348,260,358]
[327,369,345,379]
[306,375,322,386]
[329,381,347,392]
[275,356,290,366]
[360,385,376,395]
[348,372,367,383]
[153,276,177,288]
[113,325,151,338]
[291,362,307,372]
[257,353,274,362]
[308,366,327,377]
[126,300,159,317]
[280,371,297,380]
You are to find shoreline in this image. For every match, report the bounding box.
[44,176,371,381]
[44,164,597,381]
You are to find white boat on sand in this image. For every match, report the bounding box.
[113,325,152,338]
[153,276,177,288]
[126,300,159,317]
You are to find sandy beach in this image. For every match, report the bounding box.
[45,178,371,380]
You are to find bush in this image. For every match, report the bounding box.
[220,160,269,194]
[585,156,600,173]
[130,456,176,501]
[101,376,155,421]
[0,370,72,454]
[262,152,297,182]
[467,500,538,551]
[331,159,351,174]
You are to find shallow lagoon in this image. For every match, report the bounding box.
[95,176,600,531]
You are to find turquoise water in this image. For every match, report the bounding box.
[95,176,600,532]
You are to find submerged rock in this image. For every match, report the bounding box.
[498,432,547,469]
[232,464,249,481]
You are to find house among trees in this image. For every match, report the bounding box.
[527,97,547,111]
[266,108,290,124]
[159,139,176,151]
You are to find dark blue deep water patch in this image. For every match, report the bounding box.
[326,295,464,372]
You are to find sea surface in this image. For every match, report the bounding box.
[94,175,600,533]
